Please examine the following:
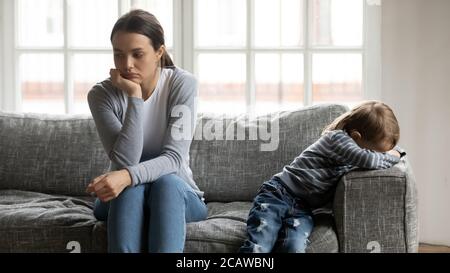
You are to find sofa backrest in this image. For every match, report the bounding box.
[0,104,348,199]
[0,112,110,196]
[190,104,348,202]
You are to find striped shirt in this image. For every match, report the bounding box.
[274,130,402,209]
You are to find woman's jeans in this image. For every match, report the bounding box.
[239,179,314,253]
[93,174,207,253]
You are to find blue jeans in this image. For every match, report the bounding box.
[239,179,314,253]
[93,174,207,253]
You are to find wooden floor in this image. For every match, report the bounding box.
[419,243,450,253]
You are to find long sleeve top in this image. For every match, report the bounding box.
[87,66,203,197]
[274,130,403,208]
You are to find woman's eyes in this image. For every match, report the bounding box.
[114,53,144,58]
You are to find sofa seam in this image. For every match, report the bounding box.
[345,174,405,180]
[206,216,246,222]
[342,177,348,253]
[0,115,92,122]
[185,238,243,246]
[402,175,408,252]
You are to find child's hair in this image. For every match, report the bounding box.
[323,101,400,148]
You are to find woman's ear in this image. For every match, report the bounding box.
[156,45,165,60]
[350,130,362,141]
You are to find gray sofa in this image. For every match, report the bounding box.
[0,104,418,253]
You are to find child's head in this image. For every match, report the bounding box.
[324,101,400,152]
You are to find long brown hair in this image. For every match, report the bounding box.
[323,101,400,147]
[110,9,174,68]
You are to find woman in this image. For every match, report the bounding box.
[86,9,207,253]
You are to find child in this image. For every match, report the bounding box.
[239,101,405,253]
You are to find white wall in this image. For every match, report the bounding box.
[1,0,16,111]
[0,1,3,109]
[382,0,450,246]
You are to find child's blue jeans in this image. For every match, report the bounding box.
[239,178,314,253]
[93,173,207,253]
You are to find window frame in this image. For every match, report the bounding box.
[186,0,381,113]
[0,2,2,110]
[0,0,381,114]
[1,0,180,114]
[1,0,17,112]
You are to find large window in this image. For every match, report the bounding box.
[1,0,380,115]
[194,0,365,114]
[5,0,173,114]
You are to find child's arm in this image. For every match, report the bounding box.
[330,132,401,169]
[392,145,407,158]
[387,149,401,157]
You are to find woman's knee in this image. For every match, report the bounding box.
[109,184,147,213]
[115,183,146,200]
[151,174,186,197]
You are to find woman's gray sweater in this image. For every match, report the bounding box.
[87,66,203,197]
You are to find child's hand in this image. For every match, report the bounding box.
[387,149,401,158]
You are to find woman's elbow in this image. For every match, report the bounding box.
[108,150,141,168]
[165,151,184,171]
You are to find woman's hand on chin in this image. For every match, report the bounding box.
[110,68,142,98]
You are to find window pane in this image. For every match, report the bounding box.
[130,0,173,48]
[18,0,63,47]
[255,53,304,114]
[67,0,118,48]
[197,54,246,113]
[254,0,303,47]
[19,54,64,114]
[312,54,362,104]
[196,0,246,47]
[311,0,363,46]
[73,54,114,114]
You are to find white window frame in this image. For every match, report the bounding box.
[1,0,17,112]
[183,0,381,113]
[1,0,380,114]
[0,2,3,110]
[0,0,182,114]
[364,0,382,100]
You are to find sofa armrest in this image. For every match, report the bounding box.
[333,157,418,253]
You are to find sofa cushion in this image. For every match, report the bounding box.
[0,105,348,201]
[0,190,338,253]
[189,104,348,202]
[0,112,110,196]
[0,189,100,253]
[185,202,339,253]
